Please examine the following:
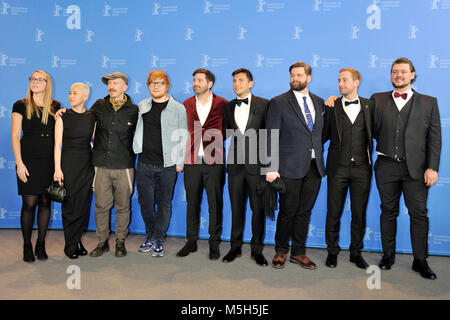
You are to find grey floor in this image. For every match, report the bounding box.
[0,229,449,300]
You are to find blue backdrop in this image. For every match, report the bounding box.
[1,0,449,256]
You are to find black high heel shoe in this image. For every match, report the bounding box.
[35,240,48,260]
[23,243,35,263]
[77,241,88,256]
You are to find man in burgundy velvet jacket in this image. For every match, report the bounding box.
[176,68,228,260]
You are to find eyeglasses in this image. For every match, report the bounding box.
[29,77,47,83]
[149,81,165,88]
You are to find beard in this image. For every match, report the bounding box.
[391,76,411,89]
[391,81,410,89]
[193,86,208,96]
[151,91,167,100]
[290,80,307,92]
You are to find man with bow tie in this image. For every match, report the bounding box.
[371,57,441,279]
[222,68,269,266]
[322,68,374,270]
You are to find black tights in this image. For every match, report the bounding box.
[20,194,51,244]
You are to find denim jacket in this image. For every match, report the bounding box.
[133,95,188,168]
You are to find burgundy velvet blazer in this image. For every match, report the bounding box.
[183,93,228,165]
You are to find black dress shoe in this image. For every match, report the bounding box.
[350,254,369,269]
[77,241,88,256]
[209,245,220,260]
[222,248,242,263]
[251,253,268,266]
[378,254,395,270]
[412,259,437,280]
[325,254,338,268]
[67,252,79,259]
[23,243,35,263]
[176,241,197,257]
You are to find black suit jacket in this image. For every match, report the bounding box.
[266,89,325,179]
[323,96,374,176]
[370,90,441,179]
[223,94,269,175]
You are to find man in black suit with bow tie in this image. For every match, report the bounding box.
[323,68,374,270]
[371,57,441,279]
[266,62,325,270]
[222,68,269,266]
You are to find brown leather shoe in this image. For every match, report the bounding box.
[290,255,317,270]
[272,252,287,269]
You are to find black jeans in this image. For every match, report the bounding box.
[227,171,265,254]
[275,160,322,256]
[375,157,430,260]
[183,162,225,245]
[325,164,371,255]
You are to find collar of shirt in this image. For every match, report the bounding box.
[293,89,310,104]
[234,94,251,133]
[392,88,414,111]
[392,88,413,100]
[195,92,213,108]
[341,96,361,124]
[342,96,360,106]
[236,93,251,107]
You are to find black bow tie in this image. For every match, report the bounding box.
[235,98,248,106]
[344,99,358,106]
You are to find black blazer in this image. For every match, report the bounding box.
[323,96,374,176]
[223,94,269,175]
[266,89,325,179]
[370,90,441,179]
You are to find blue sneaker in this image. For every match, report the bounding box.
[152,240,165,257]
[138,237,153,253]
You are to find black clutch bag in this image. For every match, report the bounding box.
[45,181,66,203]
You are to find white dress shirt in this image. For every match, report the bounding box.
[234,93,251,134]
[196,93,213,157]
[392,88,413,112]
[342,96,361,124]
[293,90,316,159]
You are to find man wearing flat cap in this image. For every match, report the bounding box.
[88,72,138,257]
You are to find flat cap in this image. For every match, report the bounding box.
[101,72,128,85]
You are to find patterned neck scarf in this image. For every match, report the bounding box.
[110,94,127,111]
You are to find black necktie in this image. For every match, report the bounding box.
[236,98,248,106]
[344,99,358,106]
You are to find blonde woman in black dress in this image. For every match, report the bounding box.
[11,70,60,262]
[54,83,95,259]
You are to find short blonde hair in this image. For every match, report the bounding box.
[339,68,361,82]
[70,82,90,97]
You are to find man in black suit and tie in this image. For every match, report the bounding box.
[323,68,373,269]
[222,68,269,266]
[266,62,325,270]
[371,57,441,279]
